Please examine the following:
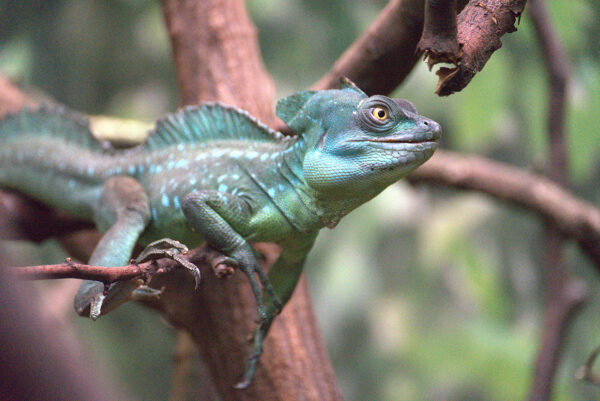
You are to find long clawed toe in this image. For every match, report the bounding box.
[136,238,201,289]
[89,293,106,321]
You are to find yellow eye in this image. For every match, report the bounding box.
[371,107,388,121]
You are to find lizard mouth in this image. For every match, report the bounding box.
[363,136,436,144]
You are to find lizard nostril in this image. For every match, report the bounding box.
[423,120,429,126]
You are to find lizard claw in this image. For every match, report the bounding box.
[172,253,202,289]
[136,238,189,263]
[136,238,201,289]
[89,293,106,321]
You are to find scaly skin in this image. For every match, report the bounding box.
[0,79,440,387]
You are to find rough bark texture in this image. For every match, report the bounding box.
[436,0,527,96]
[161,0,276,126]
[159,1,342,399]
[417,0,461,68]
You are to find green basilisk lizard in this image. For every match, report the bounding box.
[0,78,440,388]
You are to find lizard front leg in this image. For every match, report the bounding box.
[74,177,152,319]
[182,190,280,321]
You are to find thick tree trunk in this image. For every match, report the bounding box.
[158,1,342,399]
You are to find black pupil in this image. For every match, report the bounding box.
[377,109,386,118]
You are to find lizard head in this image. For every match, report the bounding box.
[276,78,441,199]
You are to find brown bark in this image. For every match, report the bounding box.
[417,0,461,69]
[435,0,527,96]
[161,0,276,125]
[313,0,425,95]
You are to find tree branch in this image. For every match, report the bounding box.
[408,150,600,269]
[161,0,276,124]
[435,0,527,96]
[10,245,235,283]
[312,0,425,95]
[526,1,582,400]
[417,0,461,69]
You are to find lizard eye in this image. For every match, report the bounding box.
[371,107,388,122]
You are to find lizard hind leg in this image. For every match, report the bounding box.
[74,176,153,319]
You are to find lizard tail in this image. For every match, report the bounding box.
[0,105,103,151]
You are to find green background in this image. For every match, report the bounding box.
[1,0,599,399]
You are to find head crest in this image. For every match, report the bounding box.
[276,90,317,133]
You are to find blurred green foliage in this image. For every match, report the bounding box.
[1,0,599,400]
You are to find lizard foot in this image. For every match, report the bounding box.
[89,292,106,321]
[136,238,201,289]
[233,315,272,389]
[203,246,237,278]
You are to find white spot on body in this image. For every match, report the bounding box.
[218,184,228,192]
[175,160,188,169]
[161,194,170,207]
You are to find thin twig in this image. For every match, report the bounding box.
[576,345,600,385]
[8,246,237,285]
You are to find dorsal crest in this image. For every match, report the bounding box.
[143,103,284,150]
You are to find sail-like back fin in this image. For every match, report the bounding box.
[0,105,102,151]
[143,103,283,150]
